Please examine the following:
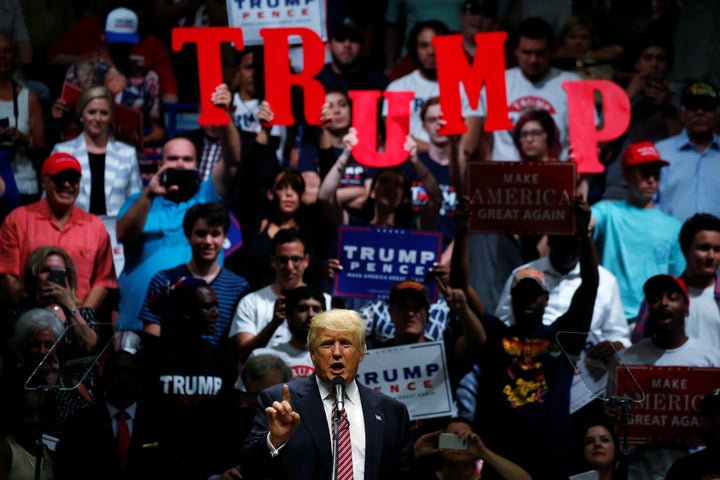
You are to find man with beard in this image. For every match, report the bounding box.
[115,83,240,348]
[656,81,720,222]
[608,275,720,480]
[633,213,720,349]
[246,285,325,379]
[315,18,389,91]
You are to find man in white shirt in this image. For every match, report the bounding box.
[229,228,330,362]
[479,17,581,161]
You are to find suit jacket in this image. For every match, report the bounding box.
[51,134,141,216]
[54,401,160,480]
[241,374,416,480]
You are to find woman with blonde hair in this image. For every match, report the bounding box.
[50,85,140,216]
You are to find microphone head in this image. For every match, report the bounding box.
[332,375,346,388]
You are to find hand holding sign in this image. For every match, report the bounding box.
[210,83,233,112]
[404,134,418,161]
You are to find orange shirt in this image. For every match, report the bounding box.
[0,200,117,300]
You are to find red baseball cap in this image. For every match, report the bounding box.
[41,153,82,178]
[621,141,669,169]
[643,275,689,306]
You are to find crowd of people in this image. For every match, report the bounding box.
[0,0,719,479]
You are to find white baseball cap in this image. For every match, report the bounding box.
[105,7,139,44]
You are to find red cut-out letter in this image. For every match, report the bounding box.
[433,32,512,135]
[562,80,631,174]
[261,28,325,126]
[172,27,244,126]
[349,90,414,168]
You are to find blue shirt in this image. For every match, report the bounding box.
[655,130,720,222]
[138,264,249,345]
[591,200,685,319]
[117,180,224,331]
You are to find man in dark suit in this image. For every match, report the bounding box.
[54,350,159,480]
[241,309,417,480]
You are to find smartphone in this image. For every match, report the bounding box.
[438,433,468,450]
[0,118,9,128]
[161,168,199,188]
[48,268,67,286]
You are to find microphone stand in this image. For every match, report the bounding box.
[603,396,631,480]
[331,407,341,480]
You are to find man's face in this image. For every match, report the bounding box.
[271,240,309,289]
[680,102,719,137]
[162,138,197,170]
[192,286,220,336]
[329,37,361,68]
[42,171,81,210]
[634,46,669,77]
[288,297,324,343]
[684,230,720,279]
[647,288,688,335]
[515,37,552,82]
[511,281,548,330]
[422,103,448,146]
[460,9,495,39]
[624,163,662,202]
[416,27,437,73]
[309,328,365,384]
[188,218,226,264]
[389,294,428,342]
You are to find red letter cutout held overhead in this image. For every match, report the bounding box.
[433,32,512,135]
[349,90,414,168]
[172,27,245,126]
[261,27,326,126]
[563,80,631,174]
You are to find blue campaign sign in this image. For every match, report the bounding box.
[334,226,442,300]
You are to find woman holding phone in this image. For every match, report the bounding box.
[0,32,46,205]
[4,245,99,358]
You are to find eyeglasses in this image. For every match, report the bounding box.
[519,129,546,140]
[50,172,81,185]
[272,255,305,266]
[683,102,718,112]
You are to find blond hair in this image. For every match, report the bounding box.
[307,309,367,354]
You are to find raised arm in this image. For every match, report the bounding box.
[318,128,357,228]
[404,135,442,230]
[211,83,242,197]
[555,198,599,354]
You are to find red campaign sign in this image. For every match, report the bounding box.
[111,104,144,150]
[467,162,576,234]
[60,81,81,107]
[615,366,720,447]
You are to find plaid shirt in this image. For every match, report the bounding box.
[198,136,222,182]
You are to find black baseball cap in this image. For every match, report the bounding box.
[681,81,720,111]
[462,0,498,17]
[329,17,363,43]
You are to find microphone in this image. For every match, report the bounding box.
[333,376,345,414]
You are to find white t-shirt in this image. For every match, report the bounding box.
[250,343,315,379]
[495,256,630,346]
[384,69,483,143]
[686,283,720,350]
[229,285,331,348]
[484,67,581,161]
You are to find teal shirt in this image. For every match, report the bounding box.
[591,200,685,320]
[117,180,224,331]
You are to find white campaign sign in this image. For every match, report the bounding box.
[357,341,454,420]
[226,0,326,46]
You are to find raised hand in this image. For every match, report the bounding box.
[266,384,301,447]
